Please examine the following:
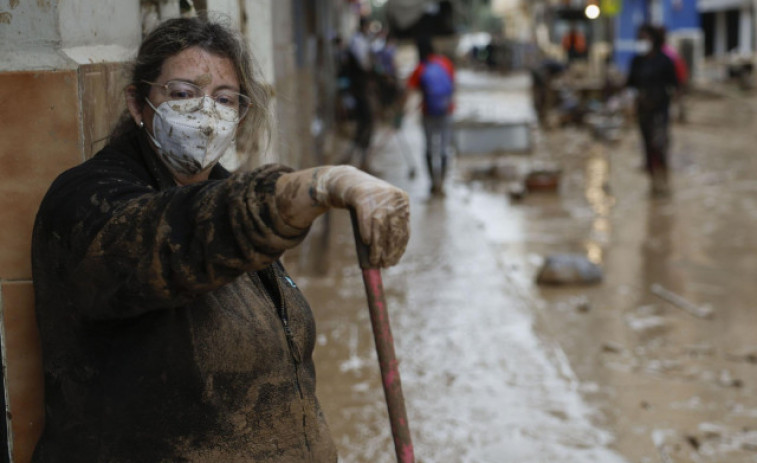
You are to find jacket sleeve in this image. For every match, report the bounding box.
[35,160,308,319]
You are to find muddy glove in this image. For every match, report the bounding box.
[312,166,410,268]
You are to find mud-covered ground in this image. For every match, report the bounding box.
[285,72,757,463]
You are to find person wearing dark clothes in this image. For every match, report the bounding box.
[31,16,410,462]
[346,16,375,170]
[531,58,566,126]
[626,24,679,197]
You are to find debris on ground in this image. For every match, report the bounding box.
[536,253,603,285]
[507,182,527,201]
[601,342,625,354]
[650,284,714,319]
[651,428,681,463]
[625,315,672,338]
[683,344,716,357]
[524,167,562,192]
[717,369,743,388]
[464,162,521,182]
[692,423,757,456]
[725,346,757,364]
[584,113,625,143]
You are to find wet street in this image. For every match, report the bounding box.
[285,71,757,462]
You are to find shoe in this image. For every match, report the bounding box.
[650,170,670,198]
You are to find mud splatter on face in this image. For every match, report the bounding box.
[195,73,212,88]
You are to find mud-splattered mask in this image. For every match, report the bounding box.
[145,97,238,176]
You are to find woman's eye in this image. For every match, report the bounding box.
[170,89,194,99]
[215,94,237,107]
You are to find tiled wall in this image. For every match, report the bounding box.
[0,64,127,463]
[80,63,129,159]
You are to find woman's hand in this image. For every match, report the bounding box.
[276,166,410,268]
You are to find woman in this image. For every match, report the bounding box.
[626,24,679,197]
[31,16,409,462]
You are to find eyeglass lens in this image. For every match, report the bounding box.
[162,81,250,119]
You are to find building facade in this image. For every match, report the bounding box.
[698,0,756,80]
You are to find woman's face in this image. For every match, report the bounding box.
[127,46,240,184]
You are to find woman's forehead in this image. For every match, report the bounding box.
[159,47,238,87]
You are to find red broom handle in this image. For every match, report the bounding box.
[350,210,415,463]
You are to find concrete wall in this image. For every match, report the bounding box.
[271,0,307,168]
[242,0,280,166]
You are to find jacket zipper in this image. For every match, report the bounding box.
[260,267,312,459]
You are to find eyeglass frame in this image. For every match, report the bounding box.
[142,79,252,121]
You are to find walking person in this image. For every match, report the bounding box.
[345,16,375,171]
[626,24,679,197]
[403,37,455,195]
[30,16,409,462]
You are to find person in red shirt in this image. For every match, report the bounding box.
[404,37,455,195]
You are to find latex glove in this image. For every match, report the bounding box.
[313,166,410,268]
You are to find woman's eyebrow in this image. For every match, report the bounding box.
[167,78,240,92]
[212,84,241,92]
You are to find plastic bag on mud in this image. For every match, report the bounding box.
[536,253,603,286]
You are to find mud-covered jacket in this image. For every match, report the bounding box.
[31,129,338,462]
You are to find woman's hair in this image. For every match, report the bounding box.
[111,15,271,153]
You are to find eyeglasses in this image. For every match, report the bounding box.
[143,80,252,121]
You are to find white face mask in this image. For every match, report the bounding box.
[145,97,238,176]
[637,40,652,55]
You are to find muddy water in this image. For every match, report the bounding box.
[286,79,757,462]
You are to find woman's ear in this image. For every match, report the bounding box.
[125,85,144,127]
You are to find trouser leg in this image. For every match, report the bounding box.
[639,108,671,195]
[439,114,452,182]
[424,115,449,193]
[423,116,437,187]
